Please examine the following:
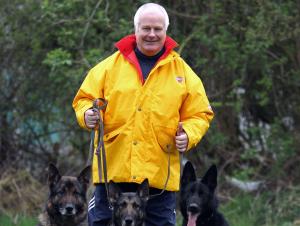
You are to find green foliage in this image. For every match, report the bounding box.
[223,187,300,226]
[0,215,37,226]
[179,0,299,183]
[43,48,73,70]
[266,120,296,179]
[231,165,256,181]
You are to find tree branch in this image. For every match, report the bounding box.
[79,0,103,68]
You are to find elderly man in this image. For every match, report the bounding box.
[73,2,214,226]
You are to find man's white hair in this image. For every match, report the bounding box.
[134,3,169,32]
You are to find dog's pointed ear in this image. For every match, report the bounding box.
[201,164,217,191]
[108,180,121,205]
[181,161,196,188]
[48,163,61,189]
[137,179,149,202]
[78,165,91,191]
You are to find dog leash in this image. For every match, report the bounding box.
[87,98,113,209]
[87,98,107,166]
[149,126,185,199]
[149,146,172,199]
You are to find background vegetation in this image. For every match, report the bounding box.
[1,0,299,225]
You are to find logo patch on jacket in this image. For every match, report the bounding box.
[176,76,184,84]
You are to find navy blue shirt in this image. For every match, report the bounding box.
[135,47,165,80]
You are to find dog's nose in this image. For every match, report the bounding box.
[187,203,200,213]
[65,203,75,215]
[124,217,133,225]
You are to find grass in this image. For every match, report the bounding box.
[0,215,37,226]
[221,186,300,226]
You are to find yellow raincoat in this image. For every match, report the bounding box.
[72,35,214,191]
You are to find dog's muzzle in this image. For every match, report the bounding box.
[60,203,76,216]
[123,216,134,226]
[187,203,200,214]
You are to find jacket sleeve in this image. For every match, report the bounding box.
[180,61,214,151]
[72,63,107,130]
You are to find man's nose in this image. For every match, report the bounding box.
[148,29,156,36]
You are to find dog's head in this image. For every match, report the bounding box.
[46,163,91,224]
[108,179,149,226]
[180,161,218,225]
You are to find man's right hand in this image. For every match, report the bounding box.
[84,109,100,129]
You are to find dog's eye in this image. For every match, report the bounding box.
[132,203,140,209]
[120,202,127,208]
[74,191,81,196]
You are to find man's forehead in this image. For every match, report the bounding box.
[139,13,164,25]
[139,22,164,27]
[140,10,164,20]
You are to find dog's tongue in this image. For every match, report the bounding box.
[187,212,199,226]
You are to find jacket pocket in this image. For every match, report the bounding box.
[153,125,177,153]
[103,123,123,142]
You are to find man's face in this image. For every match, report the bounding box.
[135,11,166,56]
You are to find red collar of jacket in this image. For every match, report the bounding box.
[115,34,178,83]
[115,34,178,58]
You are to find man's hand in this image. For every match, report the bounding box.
[175,122,188,152]
[84,109,100,129]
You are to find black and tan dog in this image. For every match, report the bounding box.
[108,179,149,226]
[37,163,91,226]
[180,161,229,226]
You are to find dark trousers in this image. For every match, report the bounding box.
[88,183,176,226]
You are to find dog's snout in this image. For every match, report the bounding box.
[65,203,75,215]
[59,203,76,216]
[124,216,133,225]
[187,203,200,213]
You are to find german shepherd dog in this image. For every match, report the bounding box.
[180,161,229,226]
[107,179,149,226]
[37,163,91,226]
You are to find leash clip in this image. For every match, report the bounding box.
[92,98,108,111]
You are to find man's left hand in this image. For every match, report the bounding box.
[175,122,188,152]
